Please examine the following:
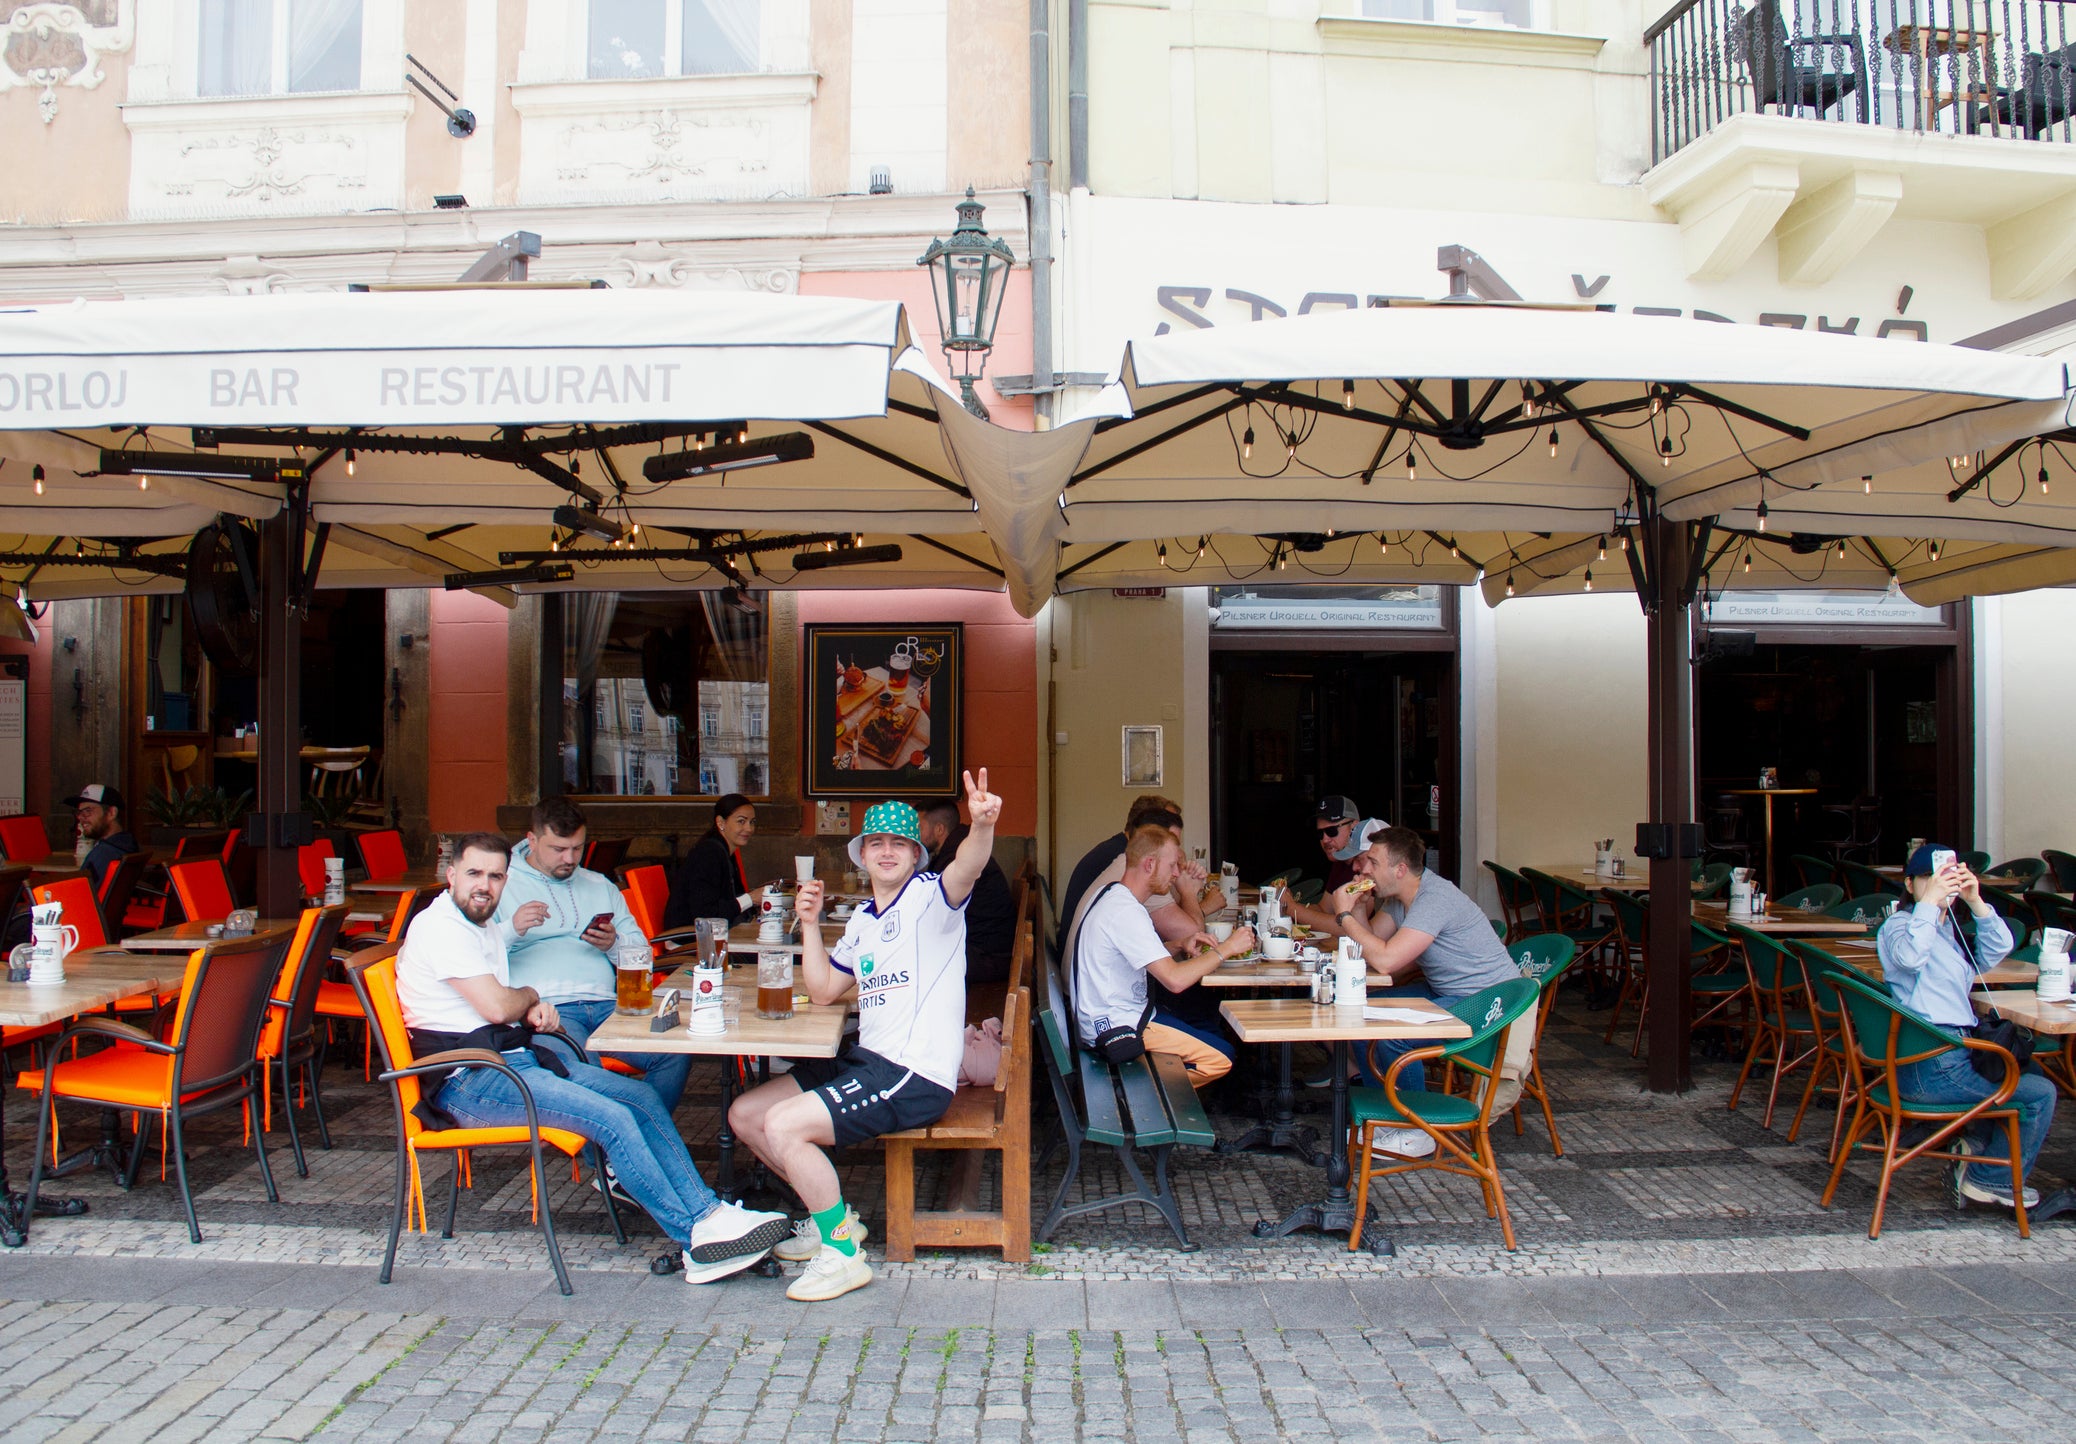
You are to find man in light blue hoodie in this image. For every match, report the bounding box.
[496,797,691,1113]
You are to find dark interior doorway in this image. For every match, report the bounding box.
[1696,641,1963,870]
[1210,651,1457,885]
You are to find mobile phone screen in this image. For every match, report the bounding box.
[588,911,615,932]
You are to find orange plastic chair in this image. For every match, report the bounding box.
[255,904,349,1175]
[357,830,408,881]
[296,843,329,900]
[622,865,668,938]
[32,877,108,948]
[20,933,293,1242]
[125,831,227,933]
[168,859,237,924]
[348,941,623,1296]
[0,814,52,862]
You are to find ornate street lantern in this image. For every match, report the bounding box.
[917,188,1015,419]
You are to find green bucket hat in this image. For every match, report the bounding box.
[848,800,923,868]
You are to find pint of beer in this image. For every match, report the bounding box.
[614,941,655,1015]
[757,946,794,1019]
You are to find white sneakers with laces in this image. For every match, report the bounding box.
[786,1243,874,1302]
[1369,1126,1437,1159]
[679,1201,791,1284]
[773,1210,868,1262]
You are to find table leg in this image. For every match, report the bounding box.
[2,1036,94,1247]
[714,1058,742,1202]
[1250,1041,1392,1255]
[1760,793,1777,898]
[1218,1043,1325,1165]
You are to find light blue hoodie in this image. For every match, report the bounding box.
[493,837,639,1006]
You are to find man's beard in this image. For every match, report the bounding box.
[457,891,498,924]
[546,861,577,880]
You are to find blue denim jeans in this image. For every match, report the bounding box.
[548,997,692,1113]
[435,1049,718,1243]
[1352,981,1441,1094]
[1897,1032,2058,1190]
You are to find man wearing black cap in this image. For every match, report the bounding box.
[1879,844,2055,1211]
[64,783,137,894]
[1285,797,1378,941]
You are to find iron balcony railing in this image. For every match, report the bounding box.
[1647,0,2076,162]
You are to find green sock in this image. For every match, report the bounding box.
[813,1200,858,1256]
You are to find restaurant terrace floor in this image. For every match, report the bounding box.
[8,994,2073,1286]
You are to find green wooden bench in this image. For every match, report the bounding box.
[1034,957,1213,1249]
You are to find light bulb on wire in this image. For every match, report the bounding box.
[1863,475,1873,494]
[1158,542,1168,568]
[1582,568,1594,592]
[1196,536,1206,558]
[1342,379,1355,411]
[1548,429,1560,459]
[1406,448,1417,482]
[31,465,43,496]
[1505,572,1516,598]
[1743,551,1753,573]
[1659,436,1673,468]
[1242,427,1254,461]
[1597,536,1607,561]
[345,448,356,477]
[1754,500,1769,532]
[2040,464,2052,496]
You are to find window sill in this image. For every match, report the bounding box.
[1315,17,1607,69]
[120,90,415,129]
[509,71,818,117]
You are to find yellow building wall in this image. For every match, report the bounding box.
[1493,593,1649,871]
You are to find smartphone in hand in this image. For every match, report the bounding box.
[587,911,615,933]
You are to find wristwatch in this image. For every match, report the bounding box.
[1335,910,1356,925]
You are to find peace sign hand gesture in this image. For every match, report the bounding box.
[963,767,1002,830]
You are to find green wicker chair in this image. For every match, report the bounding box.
[1507,935,1579,1156]
[1777,884,1844,911]
[1726,924,1819,1129]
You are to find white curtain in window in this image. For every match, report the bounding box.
[684,0,759,74]
[199,0,273,97]
[568,594,620,704]
[289,0,364,92]
[697,592,764,681]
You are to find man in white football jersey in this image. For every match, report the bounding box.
[729,769,1002,1302]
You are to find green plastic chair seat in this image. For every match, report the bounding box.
[1348,1085,1481,1129]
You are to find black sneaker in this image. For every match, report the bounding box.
[591,1162,640,1211]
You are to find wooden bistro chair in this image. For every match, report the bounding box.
[1818,965,2030,1239]
[1776,884,1844,912]
[1827,894,1897,926]
[21,932,293,1243]
[1726,924,1820,1130]
[1505,934,1578,1157]
[1348,977,1542,1251]
[256,904,350,1176]
[1517,867,1615,987]
[1840,859,1904,900]
[348,942,624,1297]
[1625,920,1750,1058]
[1598,888,1650,1044]
[2042,849,2076,894]
[1789,853,1839,891]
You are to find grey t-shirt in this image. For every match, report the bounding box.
[1380,872,1517,998]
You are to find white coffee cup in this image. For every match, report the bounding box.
[1208,920,1234,943]
[794,855,816,883]
[1263,934,1295,962]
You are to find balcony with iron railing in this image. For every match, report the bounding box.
[1640,0,2076,296]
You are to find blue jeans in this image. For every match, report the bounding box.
[436,1050,718,1243]
[549,998,692,1113]
[1897,1034,2058,1190]
[1353,981,1441,1094]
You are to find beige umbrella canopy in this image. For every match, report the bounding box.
[0,288,1008,602]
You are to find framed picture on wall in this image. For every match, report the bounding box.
[804,624,963,798]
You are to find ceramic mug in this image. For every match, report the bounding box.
[1262,934,1295,962]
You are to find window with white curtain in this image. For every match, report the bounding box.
[1359,0,1542,30]
[199,0,365,97]
[588,0,759,79]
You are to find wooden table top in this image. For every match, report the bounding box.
[1698,903,1867,936]
[726,921,846,956]
[1816,938,2040,989]
[585,968,848,1057]
[1219,994,1470,1045]
[349,875,442,894]
[1524,863,1651,892]
[1974,988,2076,1036]
[0,948,183,1027]
[119,918,301,952]
[1197,960,1393,990]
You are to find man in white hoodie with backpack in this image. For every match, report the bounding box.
[495,796,692,1114]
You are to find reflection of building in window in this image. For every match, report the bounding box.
[628,698,645,733]
[695,679,769,797]
[745,699,766,740]
[700,703,720,740]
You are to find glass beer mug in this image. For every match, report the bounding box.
[756,945,794,1020]
[614,940,655,1015]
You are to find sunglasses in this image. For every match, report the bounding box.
[1316,822,1349,836]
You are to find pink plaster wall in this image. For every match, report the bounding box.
[427,590,511,832]
[798,268,1036,432]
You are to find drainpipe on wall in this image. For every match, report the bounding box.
[1068,0,1088,190]
[1028,0,1055,428]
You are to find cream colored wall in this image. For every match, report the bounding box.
[1047,589,1195,876]
[1995,590,2076,862]
[1493,593,1649,870]
[948,0,1034,190]
[1,52,132,226]
[1085,0,1641,210]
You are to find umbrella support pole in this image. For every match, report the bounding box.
[1642,515,1696,1095]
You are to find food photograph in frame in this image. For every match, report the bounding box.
[805,624,962,797]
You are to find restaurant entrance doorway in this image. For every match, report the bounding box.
[1695,621,1970,873]
[1209,650,1457,885]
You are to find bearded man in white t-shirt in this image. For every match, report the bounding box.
[729,769,1002,1303]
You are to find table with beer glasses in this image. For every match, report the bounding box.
[585,961,848,1200]
[1218,994,1469,1254]
[1201,956,1389,1165]
[0,947,189,1245]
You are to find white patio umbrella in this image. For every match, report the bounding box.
[978,303,2073,613]
[0,288,1006,598]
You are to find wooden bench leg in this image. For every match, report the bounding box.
[883,1137,918,1262]
[1000,1134,1031,1263]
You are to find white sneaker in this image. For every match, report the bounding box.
[785,1243,873,1302]
[1957,1176,2041,1210]
[686,1201,792,1265]
[1370,1126,1438,1159]
[772,1210,867,1262]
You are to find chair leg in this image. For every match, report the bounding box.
[1820,1096,1871,1210]
[444,1159,464,1239]
[1727,1023,1767,1112]
[1348,1126,1373,1252]
[170,1109,202,1244]
[1479,1127,1516,1251]
[529,1138,573,1297]
[381,1140,411,1284]
[1785,1050,1827,1144]
[884,1138,918,1263]
[279,1060,309,1179]
[1867,1116,1902,1241]
[1531,1059,1563,1157]
[591,1145,626,1246]
[250,1083,279,1206]
[2005,1112,2031,1240]
[305,1058,333,1150]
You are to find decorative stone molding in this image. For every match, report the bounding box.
[509,73,817,205]
[1,0,134,125]
[119,90,413,219]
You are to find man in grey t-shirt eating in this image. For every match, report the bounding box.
[1324,825,1519,1135]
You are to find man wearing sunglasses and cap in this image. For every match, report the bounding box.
[1285,796,1379,941]
[729,768,1002,1302]
[1880,843,2056,1211]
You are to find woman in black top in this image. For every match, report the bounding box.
[665,794,760,930]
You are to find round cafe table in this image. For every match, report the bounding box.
[1718,787,1818,898]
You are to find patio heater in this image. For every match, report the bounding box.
[917,188,1015,420]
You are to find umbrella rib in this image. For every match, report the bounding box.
[1670,385,1811,442]
[1070,394,1250,488]
[906,534,1006,578]
[1090,384,1229,435]
[1361,392,1417,484]
[1056,540,1130,581]
[1545,393,1653,498]
[1396,380,1451,428]
[803,421,970,499]
[1946,439,2028,502]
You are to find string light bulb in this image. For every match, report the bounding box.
[1449,541,1459,559]
[1506,572,1516,598]
[138,474,148,490]
[1378,533,1388,556]
[1196,536,1206,558]
[1548,429,1560,459]
[1598,536,1607,561]
[1836,538,1847,558]
[1285,432,1295,461]
[31,464,43,496]
[1754,499,1769,532]
[1406,449,1417,482]
[1743,551,1752,573]
[1619,532,1630,552]
[345,448,356,477]
[1582,567,1594,592]
[1930,539,1942,562]
[1242,426,1254,461]
[1650,385,1664,416]
[1863,475,1873,494]
[1342,379,1355,411]
[2040,464,2052,496]
[1521,382,1538,419]
[1158,542,1168,568]
[1659,435,1673,468]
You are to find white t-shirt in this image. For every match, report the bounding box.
[1073,883,1168,1048]
[829,871,968,1091]
[398,892,510,1035]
